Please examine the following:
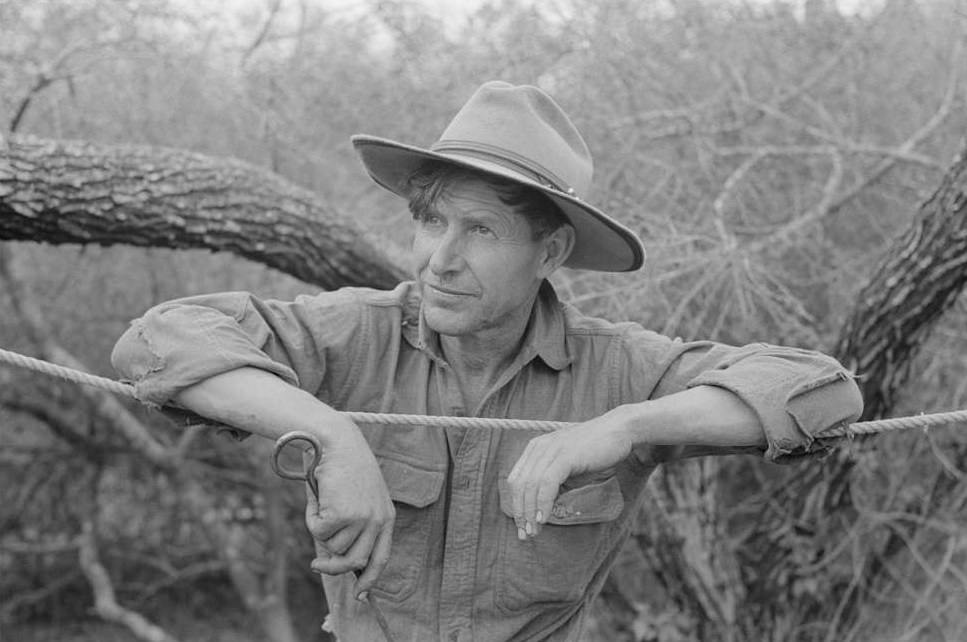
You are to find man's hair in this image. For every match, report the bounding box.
[405,161,569,240]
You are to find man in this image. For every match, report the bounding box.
[112,81,863,641]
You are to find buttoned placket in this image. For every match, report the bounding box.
[434,359,486,641]
[432,342,542,641]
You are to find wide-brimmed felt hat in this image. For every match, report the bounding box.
[351,81,645,272]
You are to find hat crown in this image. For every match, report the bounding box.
[350,81,645,271]
[431,81,593,198]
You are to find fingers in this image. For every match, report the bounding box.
[320,526,357,556]
[304,492,349,542]
[508,436,567,540]
[298,426,396,598]
[311,524,377,576]
[534,481,557,535]
[354,523,393,598]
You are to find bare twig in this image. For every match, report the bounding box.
[0,246,174,464]
[8,37,135,133]
[78,521,181,642]
[926,431,967,480]
[0,570,82,622]
[770,34,963,241]
[744,147,845,253]
[129,560,227,604]
[241,0,284,64]
[713,144,943,170]
[8,74,54,133]
[0,247,300,641]
[611,10,882,141]
[661,256,726,337]
[0,383,107,459]
[712,150,766,241]
[0,537,78,555]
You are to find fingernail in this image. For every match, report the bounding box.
[525,521,534,536]
[356,591,369,602]
[536,510,544,524]
[517,526,526,540]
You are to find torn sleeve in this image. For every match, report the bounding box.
[685,347,863,462]
[111,289,364,409]
[618,329,864,464]
[111,297,297,407]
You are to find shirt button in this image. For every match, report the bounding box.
[459,477,471,490]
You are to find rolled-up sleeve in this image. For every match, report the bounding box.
[111,289,363,408]
[618,329,864,463]
[683,344,862,461]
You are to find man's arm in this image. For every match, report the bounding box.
[111,291,398,598]
[173,367,395,600]
[506,385,764,539]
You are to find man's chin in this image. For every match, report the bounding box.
[423,307,474,337]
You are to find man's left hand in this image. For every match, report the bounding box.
[506,408,633,539]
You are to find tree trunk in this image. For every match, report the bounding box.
[597,144,967,641]
[0,135,406,291]
[753,144,967,637]
[835,147,967,420]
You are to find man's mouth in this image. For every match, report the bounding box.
[425,283,475,297]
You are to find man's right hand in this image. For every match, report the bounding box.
[304,422,395,599]
[167,367,396,597]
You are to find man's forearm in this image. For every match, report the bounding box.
[615,385,767,450]
[178,367,396,596]
[506,384,768,540]
[173,366,353,444]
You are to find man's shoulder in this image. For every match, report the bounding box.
[558,301,680,365]
[559,300,642,337]
[297,282,420,327]
[300,282,418,310]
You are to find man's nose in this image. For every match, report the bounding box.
[428,230,465,274]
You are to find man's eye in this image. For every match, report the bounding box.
[471,225,494,236]
[422,214,444,226]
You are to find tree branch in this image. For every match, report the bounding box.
[241,0,284,64]
[78,521,181,642]
[0,135,406,290]
[0,569,82,622]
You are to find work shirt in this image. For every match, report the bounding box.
[111,281,863,642]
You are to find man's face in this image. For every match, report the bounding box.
[412,178,550,339]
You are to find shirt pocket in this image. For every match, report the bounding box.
[371,455,446,602]
[495,475,625,613]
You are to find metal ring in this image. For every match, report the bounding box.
[271,431,323,499]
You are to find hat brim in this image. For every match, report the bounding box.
[352,135,645,272]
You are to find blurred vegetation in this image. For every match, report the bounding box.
[2,0,967,640]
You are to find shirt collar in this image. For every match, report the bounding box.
[403,280,572,372]
[525,280,572,371]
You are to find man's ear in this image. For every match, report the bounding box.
[538,224,576,278]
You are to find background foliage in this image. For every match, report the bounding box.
[2,0,967,640]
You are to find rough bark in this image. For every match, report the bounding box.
[824,146,967,620]
[835,147,967,420]
[638,460,743,640]
[753,144,967,637]
[597,143,967,641]
[0,135,406,290]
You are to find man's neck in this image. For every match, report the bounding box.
[438,307,533,412]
